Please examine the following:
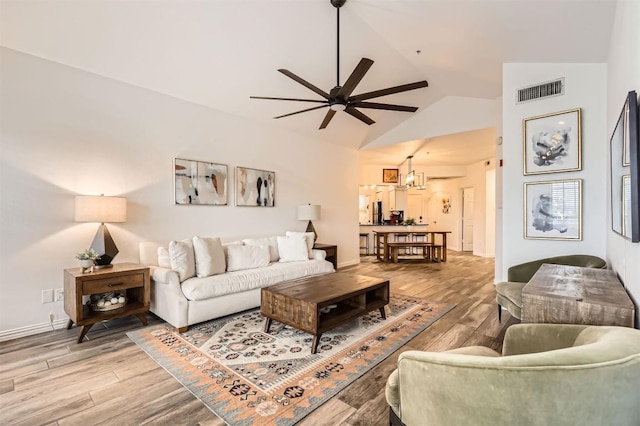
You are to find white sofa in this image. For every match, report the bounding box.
[139,234,334,332]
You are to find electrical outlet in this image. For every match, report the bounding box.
[55,288,64,301]
[42,289,54,304]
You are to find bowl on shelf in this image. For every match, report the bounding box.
[88,291,127,312]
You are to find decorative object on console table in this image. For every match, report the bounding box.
[298,203,321,242]
[174,157,228,205]
[235,166,275,207]
[313,243,337,269]
[75,194,127,268]
[523,108,582,175]
[64,262,150,343]
[75,248,100,273]
[524,179,582,240]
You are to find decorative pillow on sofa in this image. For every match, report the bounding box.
[157,246,171,269]
[169,239,196,282]
[226,244,271,272]
[277,235,310,262]
[242,237,279,262]
[285,231,315,258]
[192,236,226,277]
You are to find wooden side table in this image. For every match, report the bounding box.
[313,243,337,269]
[64,262,150,343]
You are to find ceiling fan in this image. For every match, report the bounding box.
[250,0,428,130]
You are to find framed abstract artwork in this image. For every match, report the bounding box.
[236,166,275,207]
[523,108,582,175]
[611,90,639,242]
[524,179,582,240]
[174,158,227,205]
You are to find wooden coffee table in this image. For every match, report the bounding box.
[261,272,390,353]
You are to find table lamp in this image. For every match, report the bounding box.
[298,204,321,242]
[75,194,127,268]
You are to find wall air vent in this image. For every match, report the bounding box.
[517,78,564,104]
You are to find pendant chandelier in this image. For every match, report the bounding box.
[398,155,426,190]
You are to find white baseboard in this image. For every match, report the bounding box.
[0,318,69,343]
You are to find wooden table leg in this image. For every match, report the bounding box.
[135,313,148,326]
[442,233,447,262]
[66,319,74,330]
[311,334,321,354]
[383,235,390,262]
[379,307,387,319]
[263,317,272,333]
[392,246,398,263]
[77,324,93,343]
[375,234,381,260]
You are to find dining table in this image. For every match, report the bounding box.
[372,230,452,263]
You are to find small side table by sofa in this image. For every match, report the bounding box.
[313,243,337,269]
[64,262,150,343]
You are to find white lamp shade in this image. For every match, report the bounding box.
[75,195,127,223]
[298,204,321,221]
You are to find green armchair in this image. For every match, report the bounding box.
[385,323,640,426]
[495,254,606,322]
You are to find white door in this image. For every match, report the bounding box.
[462,187,474,252]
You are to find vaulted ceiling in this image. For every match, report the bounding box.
[0,0,617,167]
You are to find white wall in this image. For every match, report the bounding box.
[500,63,608,280]
[605,0,640,325]
[0,48,360,336]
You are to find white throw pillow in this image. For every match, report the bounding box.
[192,236,226,277]
[169,239,196,282]
[277,236,310,262]
[285,231,315,258]
[157,246,171,269]
[243,237,279,262]
[226,244,270,272]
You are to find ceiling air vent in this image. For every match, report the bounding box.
[517,78,564,104]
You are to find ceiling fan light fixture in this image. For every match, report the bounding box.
[330,102,347,111]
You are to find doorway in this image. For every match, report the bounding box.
[462,187,474,252]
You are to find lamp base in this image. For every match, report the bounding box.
[93,264,114,269]
[90,223,119,267]
[306,221,318,242]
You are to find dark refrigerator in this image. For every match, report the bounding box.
[372,201,383,224]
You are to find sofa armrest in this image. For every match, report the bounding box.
[385,368,400,414]
[150,266,181,287]
[311,249,326,261]
[502,323,589,356]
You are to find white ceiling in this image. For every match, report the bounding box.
[0,0,617,167]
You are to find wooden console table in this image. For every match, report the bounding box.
[522,263,634,327]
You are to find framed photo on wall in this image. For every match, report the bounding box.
[523,108,582,175]
[524,179,582,240]
[382,168,399,183]
[174,158,228,205]
[235,166,275,207]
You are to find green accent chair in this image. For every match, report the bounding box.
[496,255,606,322]
[385,323,640,426]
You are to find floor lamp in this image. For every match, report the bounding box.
[75,194,127,268]
[298,204,321,242]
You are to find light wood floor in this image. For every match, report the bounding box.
[0,251,517,426]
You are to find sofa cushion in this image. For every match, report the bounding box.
[192,236,226,277]
[226,244,271,272]
[285,231,315,258]
[169,239,196,282]
[180,259,334,301]
[157,246,171,269]
[243,236,279,262]
[277,235,310,262]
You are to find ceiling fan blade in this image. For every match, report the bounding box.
[274,105,329,119]
[350,80,428,102]
[319,110,337,129]
[336,58,374,99]
[345,106,375,125]
[250,96,328,104]
[352,101,418,112]
[278,69,330,99]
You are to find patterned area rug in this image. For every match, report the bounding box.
[127,295,453,425]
